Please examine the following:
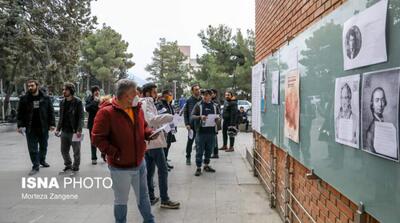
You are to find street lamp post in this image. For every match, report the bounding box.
[173,80,177,100]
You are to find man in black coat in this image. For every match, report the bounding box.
[183,84,202,165]
[17,79,56,175]
[156,89,176,170]
[220,91,238,152]
[85,85,102,165]
[210,89,221,159]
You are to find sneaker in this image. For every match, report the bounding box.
[203,166,216,173]
[186,159,191,166]
[40,161,50,168]
[225,147,234,152]
[150,197,160,206]
[92,160,97,165]
[210,154,219,159]
[28,168,39,176]
[219,146,227,151]
[195,168,202,176]
[59,167,72,175]
[161,200,180,209]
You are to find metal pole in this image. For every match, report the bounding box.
[0,79,4,121]
[173,80,177,100]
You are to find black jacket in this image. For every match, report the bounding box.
[183,95,202,127]
[17,90,56,132]
[222,98,238,126]
[156,99,176,144]
[57,96,84,133]
[85,96,99,129]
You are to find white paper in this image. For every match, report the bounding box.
[173,114,183,126]
[338,119,354,141]
[374,122,398,159]
[72,133,84,142]
[343,0,388,70]
[251,62,263,133]
[158,107,167,114]
[203,114,218,127]
[149,126,165,138]
[188,129,194,140]
[271,71,279,105]
[334,74,360,148]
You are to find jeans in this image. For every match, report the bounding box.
[145,148,169,202]
[89,128,97,160]
[109,160,155,223]
[195,133,216,168]
[26,130,49,169]
[60,132,81,169]
[213,134,218,155]
[185,128,197,159]
[222,121,235,147]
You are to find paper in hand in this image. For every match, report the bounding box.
[72,133,84,142]
[188,129,194,140]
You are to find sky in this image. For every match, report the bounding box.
[91,0,255,82]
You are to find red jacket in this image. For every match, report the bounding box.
[92,98,152,168]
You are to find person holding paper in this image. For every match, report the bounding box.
[365,87,387,153]
[92,79,156,223]
[211,89,222,159]
[156,89,177,171]
[17,79,56,176]
[183,84,202,165]
[55,83,84,174]
[335,83,358,145]
[141,83,180,209]
[221,91,239,152]
[191,89,221,176]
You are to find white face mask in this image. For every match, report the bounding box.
[132,95,140,107]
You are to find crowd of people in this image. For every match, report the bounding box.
[17,78,250,223]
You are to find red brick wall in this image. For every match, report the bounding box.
[255,0,347,63]
[253,132,380,223]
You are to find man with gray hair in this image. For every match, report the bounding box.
[92,79,157,223]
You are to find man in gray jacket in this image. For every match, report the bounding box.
[141,83,180,209]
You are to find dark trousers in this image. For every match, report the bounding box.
[89,128,97,160]
[26,130,49,169]
[145,148,169,202]
[213,134,219,155]
[164,141,171,160]
[243,120,249,131]
[60,132,81,169]
[195,133,216,167]
[222,121,235,147]
[185,129,197,159]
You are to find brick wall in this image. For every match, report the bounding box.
[253,132,380,223]
[255,0,347,63]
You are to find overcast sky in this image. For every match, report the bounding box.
[91,0,255,81]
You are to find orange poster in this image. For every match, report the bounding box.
[284,69,300,143]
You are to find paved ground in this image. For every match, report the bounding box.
[0,124,282,223]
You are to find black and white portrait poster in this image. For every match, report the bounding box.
[362,68,400,161]
[342,0,388,70]
[334,74,360,148]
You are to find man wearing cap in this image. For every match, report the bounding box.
[55,82,84,174]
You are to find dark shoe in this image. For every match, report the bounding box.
[72,167,79,172]
[225,147,234,152]
[186,159,191,166]
[92,160,97,165]
[101,153,106,162]
[150,197,160,206]
[195,168,202,176]
[203,166,216,173]
[167,163,174,169]
[28,168,39,176]
[40,161,50,168]
[161,200,180,209]
[59,167,72,175]
[210,154,219,159]
[219,146,227,151]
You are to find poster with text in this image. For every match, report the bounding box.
[284,69,300,143]
[343,0,388,70]
[334,74,360,148]
[361,68,400,161]
[261,63,267,113]
[271,71,280,105]
[251,63,263,133]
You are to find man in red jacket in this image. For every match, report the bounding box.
[92,79,156,223]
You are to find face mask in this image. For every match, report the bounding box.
[166,96,173,103]
[132,95,140,107]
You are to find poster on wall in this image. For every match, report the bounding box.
[342,0,388,70]
[284,69,300,143]
[271,71,280,105]
[334,74,360,148]
[251,62,263,133]
[361,68,400,161]
[261,62,267,113]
